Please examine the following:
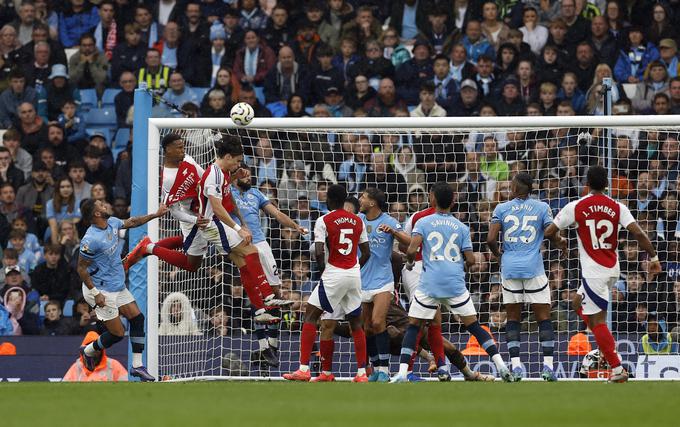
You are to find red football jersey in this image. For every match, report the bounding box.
[554,193,635,277]
[199,164,236,217]
[314,209,368,270]
[405,207,436,261]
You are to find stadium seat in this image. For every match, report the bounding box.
[265,102,286,117]
[86,128,112,146]
[102,88,121,106]
[80,89,98,110]
[305,107,314,116]
[114,128,131,149]
[254,86,265,105]
[112,142,127,160]
[63,299,74,317]
[85,107,117,127]
[39,300,48,319]
[193,87,209,101]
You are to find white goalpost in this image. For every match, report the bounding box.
[142,115,680,381]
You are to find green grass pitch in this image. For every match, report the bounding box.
[2,381,679,427]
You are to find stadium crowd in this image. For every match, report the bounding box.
[0,0,678,357]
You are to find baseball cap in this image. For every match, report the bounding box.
[4,265,21,275]
[48,64,68,80]
[460,79,477,91]
[659,39,677,50]
[413,38,432,52]
[325,86,340,96]
[89,131,106,141]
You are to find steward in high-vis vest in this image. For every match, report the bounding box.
[62,331,128,381]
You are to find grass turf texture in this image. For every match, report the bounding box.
[2,381,678,427]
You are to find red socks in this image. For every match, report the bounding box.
[300,322,317,365]
[576,307,590,328]
[320,339,334,372]
[592,323,621,369]
[351,328,367,369]
[152,246,197,272]
[238,265,265,310]
[244,252,273,298]
[156,236,183,250]
[408,329,423,371]
[428,324,446,367]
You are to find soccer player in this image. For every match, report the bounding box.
[545,165,661,383]
[357,188,411,382]
[232,165,308,366]
[77,198,169,381]
[284,184,371,382]
[391,182,512,383]
[486,172,565,381]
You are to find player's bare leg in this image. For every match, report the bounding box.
[460,314,512,382]
[532,303,557,381]
[588,310,628,383]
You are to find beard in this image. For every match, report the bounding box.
[237,179,251,191]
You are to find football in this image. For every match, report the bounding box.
[230,102,255,126]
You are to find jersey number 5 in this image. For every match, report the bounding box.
[338,228,353,255]
[585,219,614,250]
[427,231,461,262]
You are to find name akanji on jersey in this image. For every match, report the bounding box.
[315,209,366,270]
[406,207,436,262]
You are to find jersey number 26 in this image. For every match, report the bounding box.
[427,231,461,262]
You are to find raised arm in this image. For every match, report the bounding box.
[263,203,308,234]
[122,204,169,229]
[377,223,411,246]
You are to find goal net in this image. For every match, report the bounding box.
[143,116,680,381]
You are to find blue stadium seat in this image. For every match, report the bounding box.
[63,299,74,317]
[193,87,209,101]
[254,86,265,105]
[80,89,98,109]
[86,128,112,146]
[39,300,48,319]
[112,143,127,160]
[114,128,130,149]
[265,101,286,117]
[102,88,121,106]
[85,107,116,127]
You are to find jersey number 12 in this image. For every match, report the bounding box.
[585,219,614,250]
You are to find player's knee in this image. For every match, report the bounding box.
[370,319,386,333]
[130,313,145,335]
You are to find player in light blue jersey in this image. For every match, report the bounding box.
[77,198,169,381]
[486,173,566,382]
[357,188,410,382]
[233,166,308,367]
[391,182,512,383]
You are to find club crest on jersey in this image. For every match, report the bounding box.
[366,225,372,234]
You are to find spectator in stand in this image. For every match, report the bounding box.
[45,124,79,168]
[323,86,353,118]
[461,20,494,65]
[261,5,292,53]
[603,0,628,42]
[11,1,37,46]
[308,44,344,106]
[493,77,526,116]
[520,6,548,56]
[447,43,476,89]
[285,93,308,118]
[203,22,228,86]
[133,4,159,48]
[263,45,308,105]
[546,18,570,63]
[364,151,408,204]
[8,228,37,272]
[31,243,76,306]
[159,292,201,336]
[584,63,624,115]
[83,146,113,189]
[389,0,428,43]
[16,160,51,235]
[670,78,680,113]
[200,88,229,118]
[480,1,509,52]
[238,0,268,31]
[67,161,91,202]
[238,83,271,118]
[12,102,46,156]
[631,61,670,114]
[111,24,146,84]
[559,0,590,50]
[152,21,183,72]
[21,40,50,89]
[410,81,446,117]
[58,0,100,49]
[557,72,586,115]
[341,5,382,52]
[395,38,433,105]
[516,59,538,104]
[348,38,395,85]
[364,77,407,117]
[332,37,361,84]
[538,82,558,116]
[614,26,660,84]
[2,282,39,335]
[8,216,40,265]
[138,48,171,94]
[38,64,81,122]
[646,3,678,47]
[0,145,23,190]
[291,18,323,67]
[57,220,80,266]
[38,147,64,183]
[494,43,519,83]
[472,55,497,100]
[345,74,376,111]
[201,67,238,111]
[423,6,455,56]
[57,100,87,146]
[430,54,456,113]
[450,78,481,116]
[588,15,618,69]
[46,177,80,245]
[536,44,564,86]
[40,300,78,336]
[161,71,199,115]
[93,0,117,61]
[114,71,135,129]
[567,42,597,93]
[380,26,410,70]
[480,135,509,184]
[659,39,680,79]
[2,129,31,180]
[233,29,276,87]
[0,69,37,129]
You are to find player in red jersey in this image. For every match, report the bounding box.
[545,165,661,383]
[284,184,371,382]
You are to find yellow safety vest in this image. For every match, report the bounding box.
[641,333,673,355]
[138,66,171,91]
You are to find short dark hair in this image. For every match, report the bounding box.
[8,68,25,80]
[8,229,26,240]
[363,187,386,210]
[327,184,348,210]
[214,135,243,158]
[344,196,359,213]
[587,165,608,191]
[420,81,435,94]
[433,54,449,64]
[161,133,182,151]
[513,172,533,195]
[316,43,334,58]
[432,181,453,209]
[80,199,97,222]
[67,160,86,172]
[79,33,95,45]
[44,243,62,255]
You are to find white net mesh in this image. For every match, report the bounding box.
[152,122,680,380]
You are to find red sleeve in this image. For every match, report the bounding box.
[233,48,245,81]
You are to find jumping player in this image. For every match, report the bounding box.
[486,173,565,381]
[284,184,370,382]
[545,165,661,383]
[77,198,169,381]
[358,188,411,382]
[391,182,512,383]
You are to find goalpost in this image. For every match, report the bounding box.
[138,115,680,381]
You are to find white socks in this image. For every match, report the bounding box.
[299,364,309,372]
[132,353,142,368]
[492,354,507,371]
[511,357,521,369]
[543,356,554,369]
[145,243,155,254]
[84,343,96,357]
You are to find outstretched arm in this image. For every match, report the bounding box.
[122,204,169,229]
[377,223,411,246]
[263,203,308,234]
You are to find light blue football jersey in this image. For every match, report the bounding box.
[79,217,126,293]
[231,186,270,244]
[413,212,472,298]
[491,197,552,279]
[359,212,401,290]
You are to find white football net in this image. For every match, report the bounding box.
[149,118,680,381]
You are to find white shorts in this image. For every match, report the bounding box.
[361,282,394,303]
[579,276,617,315]
[254,240,280,286]
[183,218,244,257]
[408,289,477,320]
[502,274,550,304]
[311,267,361,321]
[401,260,422,302]
[82,284,135,322]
